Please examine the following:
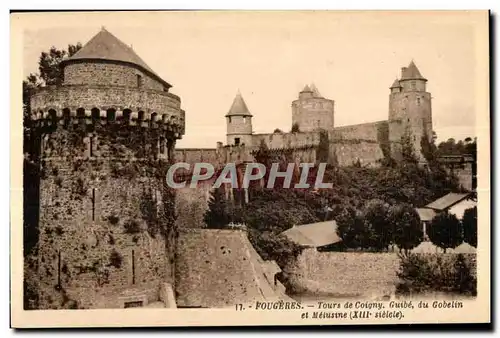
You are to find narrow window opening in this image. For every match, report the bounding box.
[243,117,246,124]
[417,97,421,105]
[125,301,143,308]
[234,137,241,146]
[57,250,61,288]
[137,74,143,88]
[132,249,136,285]
[89,135,94,157]
[92,188,95,221]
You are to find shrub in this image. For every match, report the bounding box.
[109,249,123,268]
[396,252,476,296]
[124,220,141,234]
[108,215,120,225]
[452,253,477,296]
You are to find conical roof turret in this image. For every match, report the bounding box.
[310,83,323,98]
[390,78,401,89]
[400,60,427,81]
[301,84,312,93]
[62,27,171,88]
[226,91,253,117]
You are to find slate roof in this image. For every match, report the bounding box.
[416,208,437,222]
[310,83,323,98]
[400,60,427,81]
[301,84,312,93]
[226,92,253,117]
[390,78,401,88]
[425,192,470,211]
[63,28,171,88]
[281,221,341,248]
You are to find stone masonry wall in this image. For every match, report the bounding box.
[331,141,384,167]
[31,85,181,117]
[252,132,320,150]
[289,250,477,298]
[175,229,288,308]
[175,184,212,229]
[36,125,176,309]
[292,97,335,132]
[64,61,165,92]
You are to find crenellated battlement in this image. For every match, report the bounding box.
[30,85,185,137]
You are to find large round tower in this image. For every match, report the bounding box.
[225,91,253,147]
[291,84,334,132]
[388,60,433,161]
[30,28,185,309]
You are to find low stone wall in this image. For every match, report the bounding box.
[289,250,400,298]
[288,250,477,299]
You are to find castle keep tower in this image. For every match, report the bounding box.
[291,84,334,132]
[226,91,253,146]
[30,28,185,309]
[388,60,433,160]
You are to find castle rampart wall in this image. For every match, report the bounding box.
[174,148,220,166]
[64,61,165,92]
[331,120,387,141]
[252,132,320,150]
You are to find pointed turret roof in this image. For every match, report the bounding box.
[310,83,323,98]
[62,27,171,88]
[301,84,312,93]
[400,60,427,81]
[226,92,253,117]
[390,78,401,89]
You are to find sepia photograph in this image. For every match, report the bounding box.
[10,10,490,327]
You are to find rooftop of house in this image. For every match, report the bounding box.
[425,192,471,211]
[281,221,341,248]
[415,208,437,222]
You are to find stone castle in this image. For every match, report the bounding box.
[29,28,292,309]
[28,28,436,309]
[175,61,433,169]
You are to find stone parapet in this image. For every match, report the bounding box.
[30,85,184,135]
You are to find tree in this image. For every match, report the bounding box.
[420,133,439,165]
[247,229,303,268]
[362,199,391,250]
[316,130,330,164]
[387,204,423,252]
[428,212,463,252]
[400,128,419,164]
[336,206,373,249]
[291,122,300,133]
[462,206,477,247]
[204,187,232,228]
[23,43,82,157]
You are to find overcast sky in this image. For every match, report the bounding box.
[21,11,484,148]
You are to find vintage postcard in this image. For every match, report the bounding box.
[10,10,490,328]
